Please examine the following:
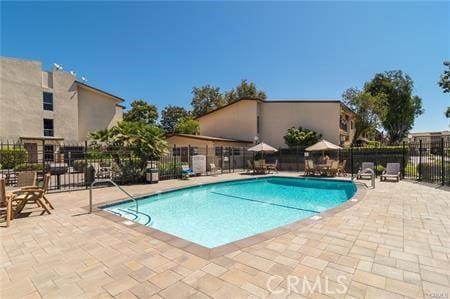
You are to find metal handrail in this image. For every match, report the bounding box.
[89,179,138,213]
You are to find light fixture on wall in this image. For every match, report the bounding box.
[254,136,259,144]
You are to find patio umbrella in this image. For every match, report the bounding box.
[248,142,278,153]
[305,140,342,152]
[248,142,278,160]
[305,140,342,160]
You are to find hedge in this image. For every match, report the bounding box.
[14,163,44,171]
[0,148,28,169]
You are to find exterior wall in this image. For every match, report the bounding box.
[51,68,79,141]
[0,57,123,143]
[198,100,258,142]
[260,102,341,148]
[0,58,44,138]
[77,87,122,140]
[166,136,214,148]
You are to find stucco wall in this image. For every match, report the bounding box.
[52,69,79,141]
[0,58,44,138]
[260,102,341,148]
[198,100,258,142]
[77,87,123,141]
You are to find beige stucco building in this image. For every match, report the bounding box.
[195,98,356,148]
[0,57,124,161]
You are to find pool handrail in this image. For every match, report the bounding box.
[89,179,138,214]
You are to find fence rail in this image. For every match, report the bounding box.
[1,139,448,192]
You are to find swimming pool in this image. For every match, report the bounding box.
[103,177,357,248]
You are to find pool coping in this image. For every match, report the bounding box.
[84,175,368,260]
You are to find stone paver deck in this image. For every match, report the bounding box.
[1,173,449,299]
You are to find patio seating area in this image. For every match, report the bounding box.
[1,172,449,298]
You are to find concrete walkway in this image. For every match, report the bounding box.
[1,173,449,298]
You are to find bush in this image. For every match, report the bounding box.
[417,162,450,183]
[375,165,385,175]
[0,148,28,169]
[113,159,145,184]
[158,161,182,178]
[14,163,44,171]
[72,160,87,172]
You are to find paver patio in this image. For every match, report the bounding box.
[1,173,449,299]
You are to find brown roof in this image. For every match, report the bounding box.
[166,134,253,143]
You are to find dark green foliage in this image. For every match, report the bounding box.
[364,70,424,144]
[283,127,322,147]
[0,148,28,169]
[191,85,225,117]
[14,163,44,172]
[438,61,450,93]
[124,100,158,125]
[174,117,199,135]
[160,105,190,134]
[224,80,267,104]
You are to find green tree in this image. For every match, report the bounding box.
[283,127,322,147]
[190,85,225,117]
[438,61,450,93]
[160,105,190,134]
[342,88,381,143]
[89,121,168,179]
[174,117,200,135]
[124,100,158,125]
[364,70,424,144]
[224,79,267,103]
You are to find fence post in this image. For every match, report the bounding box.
[402,141,406,179]
[84,140,88,188]
[229,146,232,173]
[188,144,191,168]
[231,146,234,173]
[242,146,245,171]
[419,140,422,181]
[441,138,445,186]
[350,145,354,180]
[221,146,224,173]
[296,146,299,172]
[42,139,46,176]
[205,145,208,176]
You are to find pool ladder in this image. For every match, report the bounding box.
[89,179,139,214]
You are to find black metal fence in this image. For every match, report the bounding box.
[1,139,449,192]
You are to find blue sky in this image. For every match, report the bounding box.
[1,1,449,132]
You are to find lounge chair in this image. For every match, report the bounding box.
[326,161,339,177]
[357,162,375,179]
[380,163,401,182]
[209,163,221,176]
[0,179,12,227]
[304,160,316,176]
[181,164,194,179]
[246,160,254,173]
[338,160,347,177]
[266,160,278,174]
[20,173,54,210]
[10,174,53,218]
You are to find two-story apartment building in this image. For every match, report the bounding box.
[0,57,124,161]
[192,98,356,148]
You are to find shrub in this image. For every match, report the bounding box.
[0,148,28,169]
[14,163,44,171]
[113,159,145,184]
[72,160,87,172]
[158,161,182,178]
[375,165,385,175]
[417,162,450,183]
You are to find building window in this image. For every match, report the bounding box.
[43,92,53,111]
[43,118,54,136]
[44,145,54,162]
[257,116,260,134]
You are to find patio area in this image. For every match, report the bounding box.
[1,172,449,299]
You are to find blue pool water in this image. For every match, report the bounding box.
[103,177,356,248]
